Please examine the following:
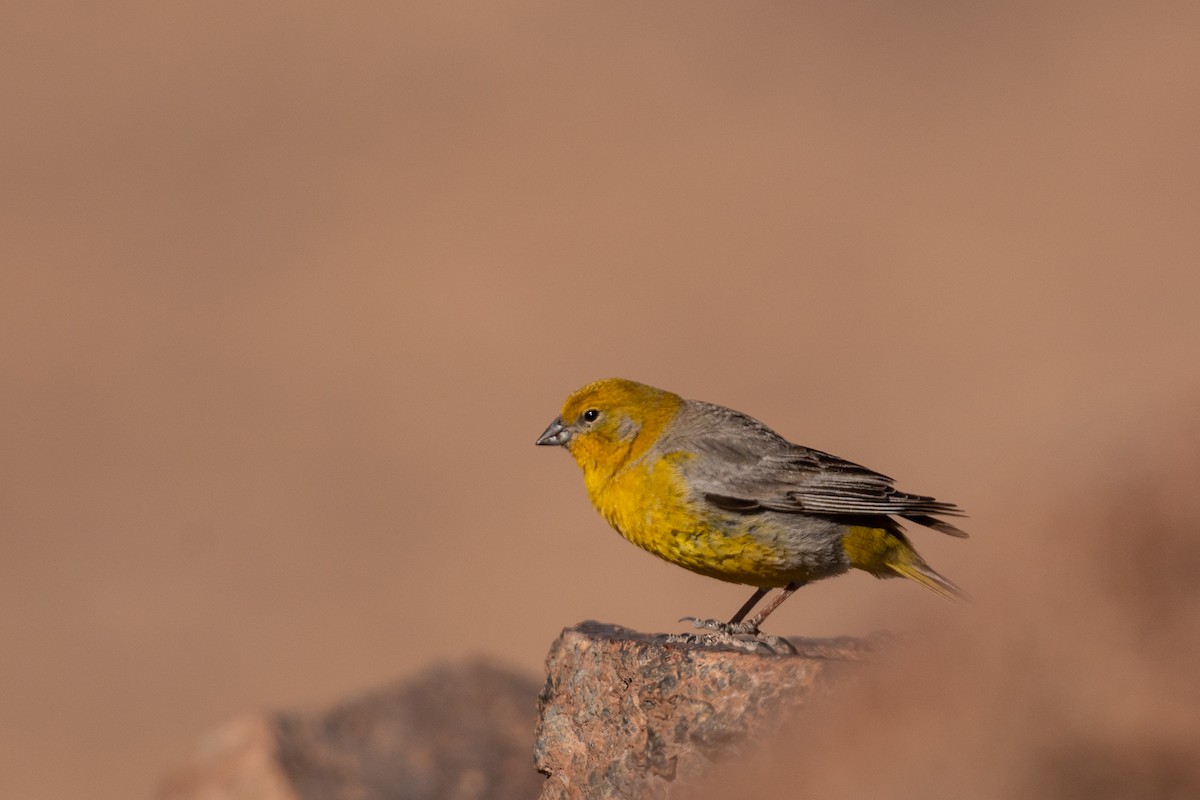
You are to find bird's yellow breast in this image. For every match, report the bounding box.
[585,451,790,585]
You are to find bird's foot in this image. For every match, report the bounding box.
[684,616,761,636]
[662,629,775,654]
[668,617,798,655]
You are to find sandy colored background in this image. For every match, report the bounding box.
[3,2,1199,798]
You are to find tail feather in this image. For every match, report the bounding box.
[902,514,969,538]
[889,559,968,602]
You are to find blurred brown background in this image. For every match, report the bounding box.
[2,2,1198,798]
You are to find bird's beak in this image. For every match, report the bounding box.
[536,416,571,447]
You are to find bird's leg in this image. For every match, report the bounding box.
[728,587,770,625]
[738,581,803,632]
[678,582,805,655]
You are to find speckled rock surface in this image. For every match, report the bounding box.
[534,621,877,800]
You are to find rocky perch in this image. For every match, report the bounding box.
[160,622,878,800]
[535,621,877,800]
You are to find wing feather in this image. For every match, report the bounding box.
[658,400,968,537]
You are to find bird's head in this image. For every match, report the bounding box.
[536,378,683,475]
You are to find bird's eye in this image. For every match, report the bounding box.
[581,408,600,423]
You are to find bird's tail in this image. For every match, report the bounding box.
[888,557,967,602]
[843,524,967,601]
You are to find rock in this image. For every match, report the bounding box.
[159,628,876,800]
[158,659,543,800]
[534,621,877,800]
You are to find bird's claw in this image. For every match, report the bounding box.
[681,616,761,636]
[672,617,798,655]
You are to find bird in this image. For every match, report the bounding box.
[535,377,967,652]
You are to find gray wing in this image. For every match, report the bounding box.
[661,401,968,537]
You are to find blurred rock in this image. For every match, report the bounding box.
[157,715,297,800]
[534,621,877,800]
[158,659,543,800]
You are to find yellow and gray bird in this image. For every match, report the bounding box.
[536,378,966,650]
